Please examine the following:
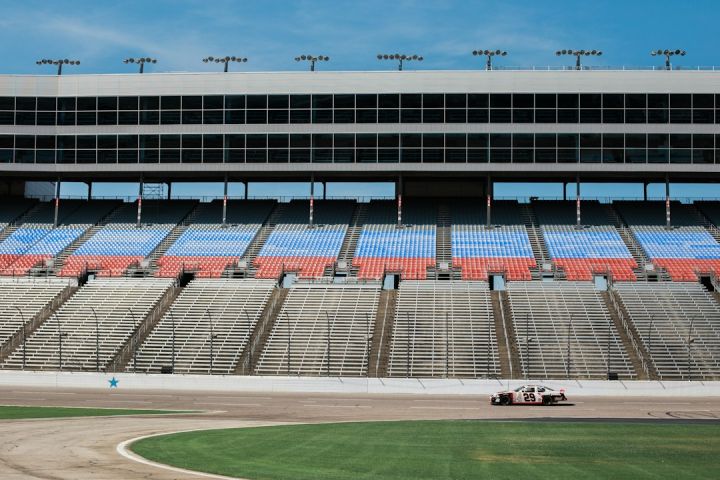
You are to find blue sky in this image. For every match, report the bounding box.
[2,0,718,200]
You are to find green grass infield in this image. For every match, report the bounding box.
[0,405,192,419]
[130,419,720,480]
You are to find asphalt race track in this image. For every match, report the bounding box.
[0,387,718,479]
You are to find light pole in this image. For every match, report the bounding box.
[13,307,26,370]
[206,309,217,375]
[472,49,507,70]
[123,57,157,73]
[36,58,80,75]
[89,307,100,372]
[555,49,602,70]
[294,54,329,72]
[651,49,686,71]
[202,56,248,73]
[377,53,423,71]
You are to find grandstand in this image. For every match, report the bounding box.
[0,69,719,381]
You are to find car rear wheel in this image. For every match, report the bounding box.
[500,396,510,406]
[542,396,552,406]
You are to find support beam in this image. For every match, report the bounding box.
[53,179,61,227]
[167,182,172,200]
[486,176,492,228]
[244,181,248,200]
[575,176,581,229]
[86,182,92,201]
[322,181,327,200]
[222,176,228,226]
[397,176,403,228]
[665,175,671,230]
[309,175,315,228]
[136,179,143,228]
[643,182,648,202]
[563,182,567,201]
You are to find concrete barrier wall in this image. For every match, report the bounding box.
[1,371,720,397]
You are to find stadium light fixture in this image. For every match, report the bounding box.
[554,49,602,70]
[36,58,80,76]
[294,54,330,72]
[650,49,686,70]
[376,53,424,71]
[472,49,507,71]
[202,56,248,72]
[123,57,157,74]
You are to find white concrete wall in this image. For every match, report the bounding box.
[1,371,719,397]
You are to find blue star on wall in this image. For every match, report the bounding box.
[109,377,119,388]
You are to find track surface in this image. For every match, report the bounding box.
[0,386,718,479]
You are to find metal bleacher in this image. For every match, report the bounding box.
[2,278,173,371]
[614,282,720,380]
[130,279,276,374]
[255,283,379,376]
[387,281,500,378]
[507,282,635,379]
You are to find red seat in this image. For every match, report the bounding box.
[554,258,638,282]
[253,256,337,279]
[353,257,435,280]
[59,255,144,277]
[453,257,536,281]
[653,258,720,282]
[0,254,50,276]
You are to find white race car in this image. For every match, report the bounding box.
[491,384,567,406]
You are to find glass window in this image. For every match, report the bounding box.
[356,94,377,108]
[580,133,601,148]
[445,109,466,123]
[246,110,267,124]
[423,94,443,108]
[182,96,202,109]
[603,94,624,108]
[647,94,668,109]
[490,94,511,108]
[423,133,443,148]
[268,95,289,109]
[468,133,488,148]
[247,95,267,109]
[246,134,267,148]
[312,134,332,148]
[290,134,311,148]
[557,134,578,148]
[356,134,377,148]
[401,94,421,108]
[160,111,180,124]
[226,95,246,109]
[513,109,534,123]
[161,96,181,109]
[580,94,601,108]
[118,97,138,110]
[77,97,96,110]
[334,133,354,148]
[0,97,14,110]
[536,94,556,108]
[0,135,14,149]
[401,109,421,123]
[489,109,511,122]
[378,109,399,123]
[626,94,647,109]
[603,110,624,123]
[445,94,466,108]
[182,110,202,124]
[312,110,332,124]
[203,110,223,124]
[290,95,310,109]
[625,134,646,148]
[203,134,224,149]
[535,109,556,123]
[57,97,75,111]
[512,134,533,148]
[161,135,181,148]
[36,97,55,110]
[580,109,602,123]
[333,94,354,109]
[378,134,399,147]
[693,94,714,109]
[134,97,157,112]
[289,110,310,123]
[204,95,223,109]
[312,94,332,109]
[356,109,377,123]
[468,93,488,108]
[379,94,399,109]
[558,94,578,108]
[535,134,556,148]
[513,94,533,108]
[693,110,714,124]
[670,149,691,163]
[76,135,96,149]
[97,135,117,149]
[140,135,160,149]
[16,97,36,110]
[670,109,691,124]
[694,134,714,149]
[226,134,245,148]
[670,94,691,109]
[557,109,578,123]
[401,133,421,148]
[468,109,488,123]
[445,133,466,148]
[118,135,138,149]
[490,133,511,148]
[35,135,54,149]
[268,110,289,124]
[603,133,624,148]
[333,109,354,124]
[670,134,691,148]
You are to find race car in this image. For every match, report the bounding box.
[491,384,567,406]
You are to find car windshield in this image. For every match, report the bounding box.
[513,386,525,392]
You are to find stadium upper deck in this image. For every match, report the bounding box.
[0,70,718,183]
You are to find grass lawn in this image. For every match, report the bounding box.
[131,420,720,480]
[0,405,190,420]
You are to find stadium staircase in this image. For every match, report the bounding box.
[334,202,368,277]
[107,280,181,372]
[126,203,201,277]
[604,204,659,281]
[520,204,550,279]
[367,288,398,377]
[229,202,287,278]
[0,280,78,364]
[491,290,517,379]
[428,203,453,280]
[602,290,655,380]
[236,287,289,375]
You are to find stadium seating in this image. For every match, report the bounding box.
[155,200,275,278]
[632,226,720,281]
[59,200,196,277]
[130,279,276,374]
[0,278,71,349]
[695,201,720,227]
[254,200,354,279]
[449,200,536,281]
[2,278,173,371]
[255,283,379,376]
[353,200,435,280]
[614,282,720,380]
[507,282,635,379]
[387,281,499,378]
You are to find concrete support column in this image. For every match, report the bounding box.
[322,181,327,200]
[136,179,143,228]
[167,182,172,200]
[575,176,581,229]
[53,179,61,227]
[309,175,315,228]
[665,175,671,230]
[86,182,92,201]
[244,181,248,200]
[222,176,228,226]
[397,176,403,228]
[643,182,648,202]
[563,182,567,201]
[486,176,492,228]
